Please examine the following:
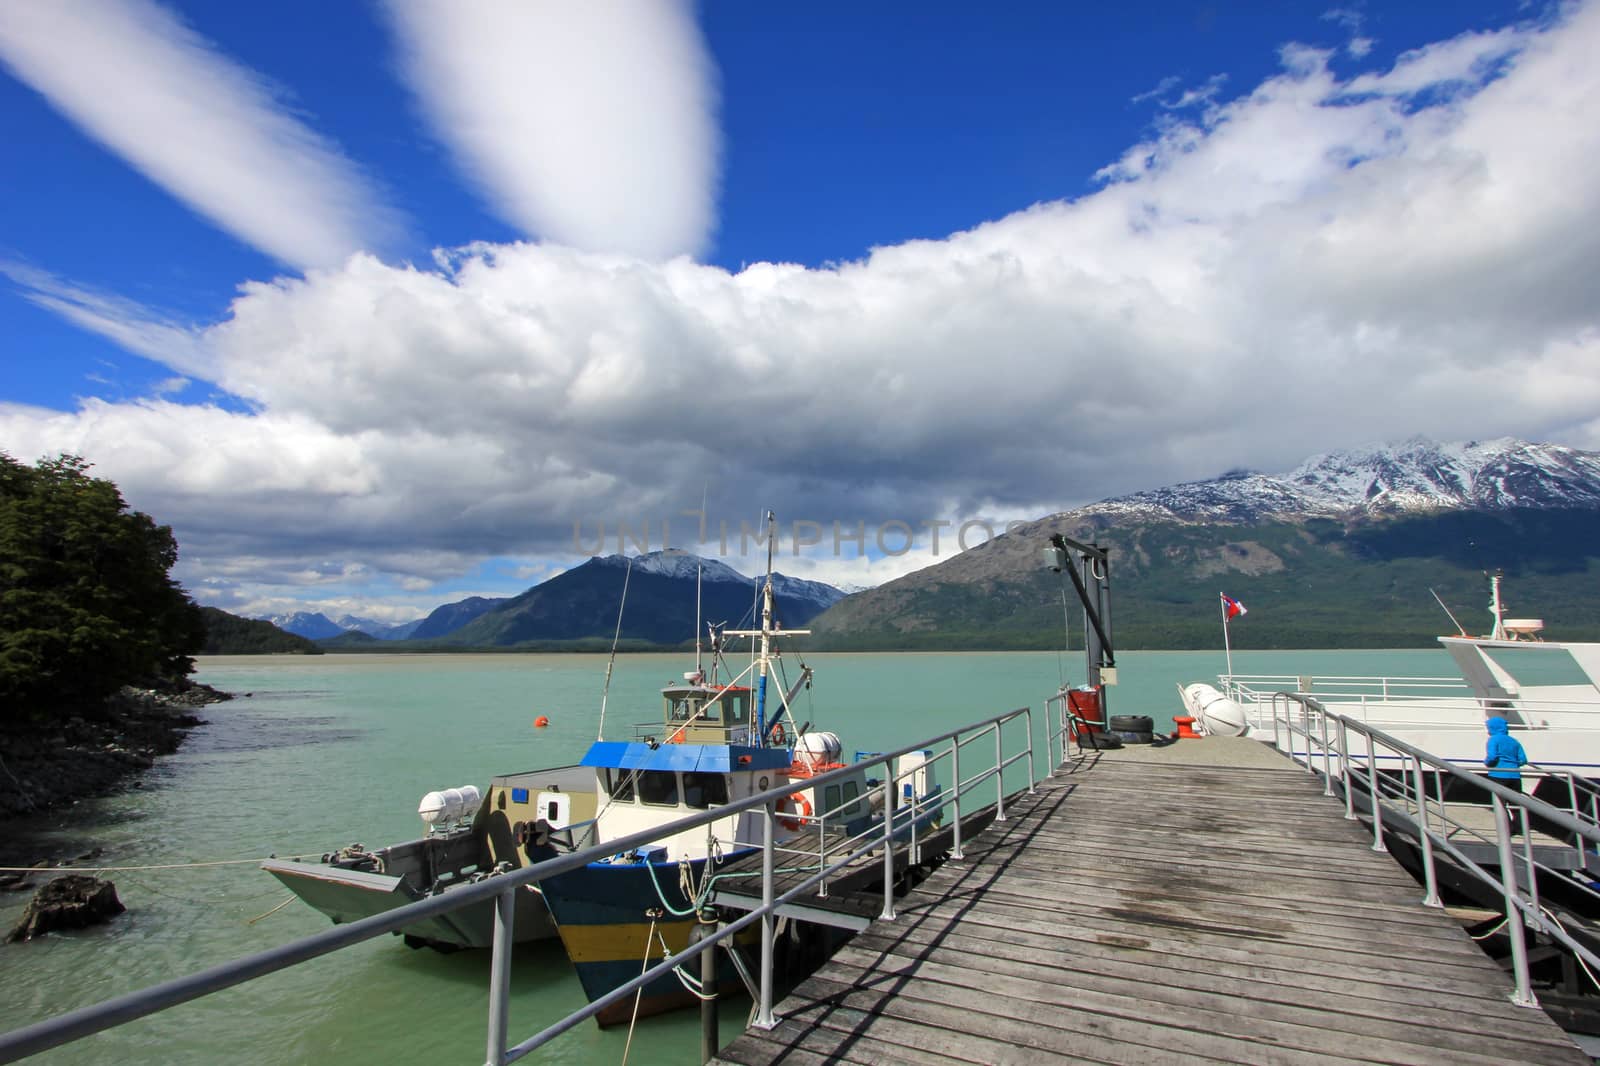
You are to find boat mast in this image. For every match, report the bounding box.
[756,511,776,739]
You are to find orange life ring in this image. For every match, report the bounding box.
[776,793,806,832]
[770,722,786,747]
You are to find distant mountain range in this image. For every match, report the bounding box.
[256,551,845,648]
[808,438,1600,650]
[241,438,1600,653]
[1084,438,1600,523]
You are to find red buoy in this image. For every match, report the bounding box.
[533,716,550,728]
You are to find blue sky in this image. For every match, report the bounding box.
[3,0,1598,621]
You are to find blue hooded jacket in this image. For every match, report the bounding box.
[1484,716,1527,780]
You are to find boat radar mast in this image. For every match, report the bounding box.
[725,512,810,745]
[1486,571,1545,642]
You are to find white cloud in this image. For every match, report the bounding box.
[382,0,720,260]
[7,3,1600,612]
[1,262,216,379]
[0,0,403,269]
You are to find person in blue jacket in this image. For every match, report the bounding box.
[1484,715,1529,833]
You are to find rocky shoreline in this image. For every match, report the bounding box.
[0,679,232,823]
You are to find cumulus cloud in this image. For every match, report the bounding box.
[383,0,720,260]
[0,0,403,269]
[7,4,1600,614]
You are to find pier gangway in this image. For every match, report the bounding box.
[710,698,1596,1064]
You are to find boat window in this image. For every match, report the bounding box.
[682,772,728,809]
[823,784,841,816]
[1481,647,1594,690]
[607,770,637,803]
[638,771,680,807]
[842,780,862,816]
[668,696,697,722]
[724,692,747,723]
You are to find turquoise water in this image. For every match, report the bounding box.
[0,648,1453,1064]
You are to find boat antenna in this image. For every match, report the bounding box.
[1429,587,1468,637]
[694,561,704,680]
[596,557,633,741]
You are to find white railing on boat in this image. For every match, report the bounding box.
[0,706,1038,1066]
[1263,692,1600,1008]
[1223,674,1600,737]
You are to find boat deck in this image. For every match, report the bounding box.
[712,737,1590,1065]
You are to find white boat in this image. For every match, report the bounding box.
[1181,574,1600,781]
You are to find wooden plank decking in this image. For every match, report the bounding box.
[713,742,1589,1065]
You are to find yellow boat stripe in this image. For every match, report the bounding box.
[557,920,695,963]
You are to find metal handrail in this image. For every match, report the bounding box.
[0,705,1036,1066]
[1264,692,1600,1008]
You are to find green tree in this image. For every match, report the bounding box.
[0,453,205,722]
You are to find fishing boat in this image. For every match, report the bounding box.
[534,530,938,1024]
[1180,574,1600,782]
[264,517,941,1024]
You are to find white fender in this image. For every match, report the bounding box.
[1180,682,1220,718]
[1194,690,1249,737]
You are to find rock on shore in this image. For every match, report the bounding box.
[0,679,231,820]
[6,875,126,942]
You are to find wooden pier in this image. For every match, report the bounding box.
[713,739,1590,1065]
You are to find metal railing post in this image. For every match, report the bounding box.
[817,809,829,899]
[1493,794,1539,1008]
[753,800,779,1029]
[880,773,897,921]
[1318,707,1334,797]
[1411,757,1441,908]
[1025,709,1037,793]
[994,725,1006,823]
[909,771,922,867]
[1339,719,1356,821]
[1365,733,1386,853]
[484,886,515,1066]
[950,736,964,860]
[1052,698,1064,774]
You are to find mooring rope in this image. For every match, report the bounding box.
[0,856,289,874]
[619,910,660,1066]
[247,895,297,925]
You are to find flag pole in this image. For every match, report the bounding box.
[1221,593,1234,680]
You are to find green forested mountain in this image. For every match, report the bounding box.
[199,607,324,655]
[808,508,1600,650]
[1,454,206,722]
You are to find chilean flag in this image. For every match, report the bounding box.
[1221,593,1247,619]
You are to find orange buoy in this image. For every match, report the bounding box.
[1173,715,1200,739]
[533,715,550,728]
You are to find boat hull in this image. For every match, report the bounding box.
[261,858,557,949]
[540,853,752,1026]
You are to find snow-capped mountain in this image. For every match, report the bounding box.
[263,611,423,640]
[1084,438,1600,523]
[333,614,425,640]
[264,611,344,640]
[593,551,750,584]
[592,551,846,611]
